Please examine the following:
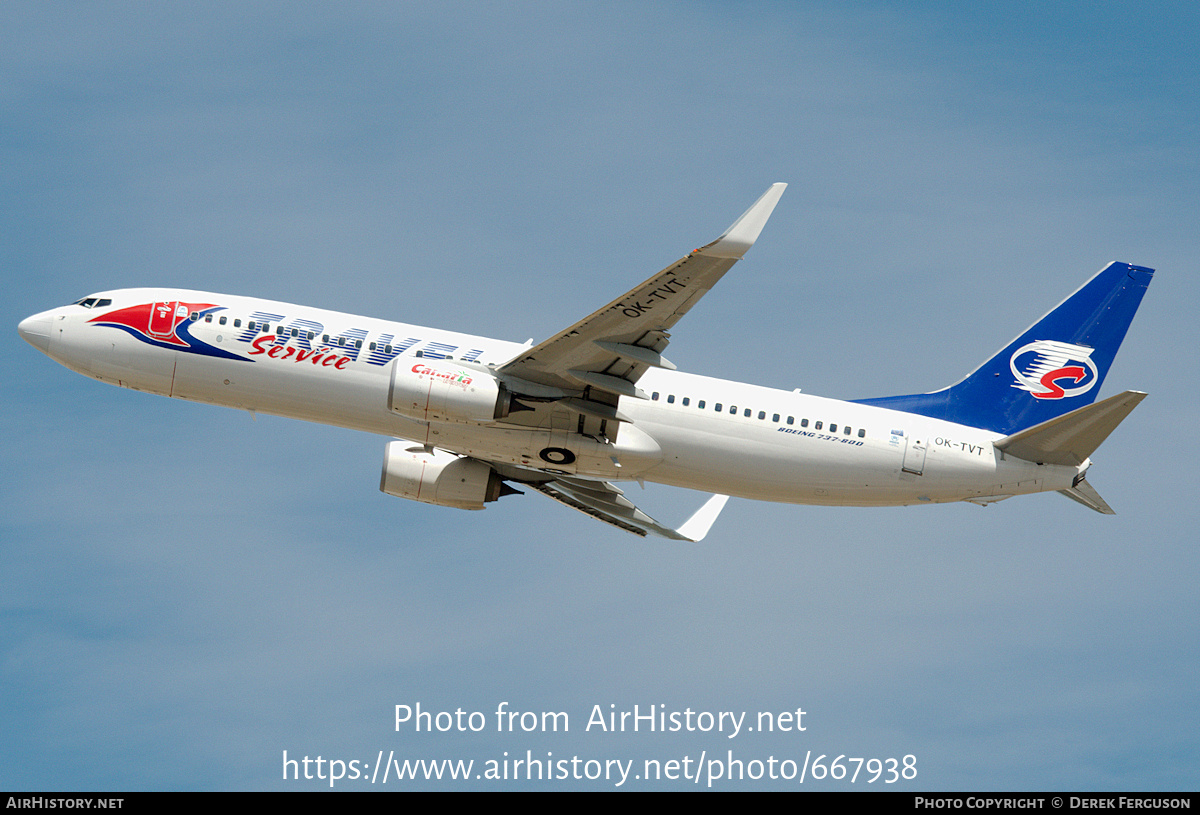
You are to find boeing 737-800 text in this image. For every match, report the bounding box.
[18,184,1154,540]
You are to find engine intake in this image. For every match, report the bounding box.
[379,443,507,510]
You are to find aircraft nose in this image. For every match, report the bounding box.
[18,311,54,353]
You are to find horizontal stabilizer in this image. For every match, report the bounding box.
[995,390,1146,466]
[1058,477,1116,515]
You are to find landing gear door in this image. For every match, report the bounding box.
[902,436,927,476]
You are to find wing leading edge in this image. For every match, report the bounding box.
[489,185,782,539]
[495,184,786,412]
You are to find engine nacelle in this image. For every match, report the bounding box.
[389,360,510,423]
[379,443,506,510]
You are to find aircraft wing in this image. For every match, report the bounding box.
[528,476,729,542]
[495,184,786,408]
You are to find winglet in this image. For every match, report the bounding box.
[675,494,730,542]
[697,183,787,259]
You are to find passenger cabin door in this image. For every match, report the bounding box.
[902,436,928,476]
[148,301,185,340]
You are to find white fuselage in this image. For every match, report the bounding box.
[22,288,1080,508]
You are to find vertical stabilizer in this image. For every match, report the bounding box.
[854,262,1154,434]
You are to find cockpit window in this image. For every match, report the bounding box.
[72,297,112,309]
[72,296,112,309]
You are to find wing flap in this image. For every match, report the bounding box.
[530,479,729,541]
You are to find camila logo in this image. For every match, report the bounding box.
[1009,340,1099,400]
[412,362,473,387]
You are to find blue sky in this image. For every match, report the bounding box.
[3,2,1197,790]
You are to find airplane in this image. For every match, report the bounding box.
[18,184,1154,541]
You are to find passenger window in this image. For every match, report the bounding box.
[729,405,737,415]
[757,410,765,419]
[219,316,227,325]
[787,416,794,425]
[830,424,837,433]
[234,319,241,328]
[682,397,690,406]
[858,429,866,438]
[190,312,199,321]
[801,419,809,428]
[204,314,212,322]
[815,421,823,430]
[715,403,722,411]
[652,392,660,401]
[667,395,675,404]
[844,426,852,435]
[772,413,780,422]
[291,328,298,337]
[744,408,751,417]
[698,400,705,409]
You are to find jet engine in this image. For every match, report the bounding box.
[388,359,515,423]
[379,442,512,510]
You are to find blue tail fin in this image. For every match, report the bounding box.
[853,262,1154,435]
